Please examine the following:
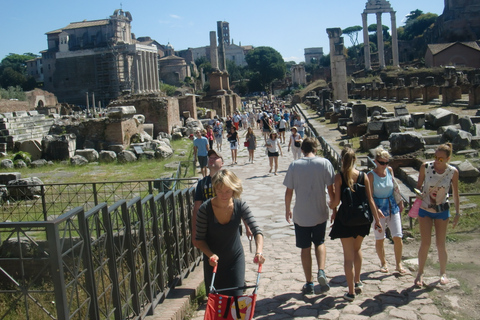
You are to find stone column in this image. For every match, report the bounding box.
[145,52,152,92]
[153,52,160,92]
[134,52,141,93]
[390,11,399,67]
[217,22,226,71]
[362,13,371,70]
[209,31,219,70]
[376,12,385,69]
[326,28,348,103]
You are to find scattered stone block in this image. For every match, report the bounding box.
[389,132,425,155]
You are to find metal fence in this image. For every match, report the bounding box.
[0,185,202,320]
[0,178,199,223]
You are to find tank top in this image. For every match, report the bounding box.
[370,169,399,216]
[421,162,455,210]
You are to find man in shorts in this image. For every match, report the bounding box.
[193,130,209,177]
[283,137,335,295]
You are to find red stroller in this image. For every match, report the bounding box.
[204,264,263,320]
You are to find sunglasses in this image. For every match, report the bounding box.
[434,156,446,163]
[376,160,389,165]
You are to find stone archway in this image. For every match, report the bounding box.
[37,100,44,108]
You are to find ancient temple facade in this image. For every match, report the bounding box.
[362,0,399,70]
[42,9,160,106]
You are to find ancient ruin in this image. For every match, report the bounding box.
[362,0,399,69]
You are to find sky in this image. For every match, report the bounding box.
[0,0,444,64]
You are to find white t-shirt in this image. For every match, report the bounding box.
[266,138,280,153]
[279,119,287,129]
[283,157,335,226]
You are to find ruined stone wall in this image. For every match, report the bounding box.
[0,100,30,113]
[130,97,181,136]
[178,95,197,120]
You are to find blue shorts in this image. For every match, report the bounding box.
[418,208,450,220]
[294,222,326,248]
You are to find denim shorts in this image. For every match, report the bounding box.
[418,207,450,220]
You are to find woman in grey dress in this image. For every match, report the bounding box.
[245,127,257,164]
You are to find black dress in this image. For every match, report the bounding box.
[197,199,261,296]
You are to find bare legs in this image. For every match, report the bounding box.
[300,244,326,283]
[416,216,450,286]
[268,156,279,174]
[231,149,237,164]
[248,150,255,163]
[375,236,404,272]
[341,237,364,295]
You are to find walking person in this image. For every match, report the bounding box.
[288,127,303,160]
[261,113,272,141]
[329,147,381,302]
[206,125,214,151]
[245,127,257,164]
[278,115,287,143]
[284,137,335,295]
[193,130,209,177]
[227,126,239,165]
[195,169,265,296]
[294,114,306,138]
[213,120,223,151]
[413,143,460,287]
[368,147,406,275]
[265,132,283,175]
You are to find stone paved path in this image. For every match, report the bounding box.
[154,105,459,320]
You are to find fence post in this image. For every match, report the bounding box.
[77,208,100,320]
[47,220,71,320]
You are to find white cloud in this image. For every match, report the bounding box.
[170,14,181,19]
[283,56,303,63]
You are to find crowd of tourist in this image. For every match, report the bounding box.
[189,99,461,303]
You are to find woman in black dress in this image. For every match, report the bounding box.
[329,148,381,302]
[196,169,265,296]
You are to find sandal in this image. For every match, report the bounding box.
[440,274,449,285]
[414,273,424,288]
[395,267,407,275]
[380,265,389,273]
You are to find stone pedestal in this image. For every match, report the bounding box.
[442,86,462,105]
[469,85,480,108]
[423,86,440,104]
[396,87,408,101]
[209,72,225,95]
[409,87,422,102]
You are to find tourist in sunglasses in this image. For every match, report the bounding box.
[367,147,406,276]
[413,143,460,287]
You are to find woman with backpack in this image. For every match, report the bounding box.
[329,147,381,302]
[368,147,406,275]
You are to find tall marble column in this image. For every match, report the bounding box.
[390,11,399,67]
[326,28,348,103]
[209,31,219,70]
[217,22,226,71]
[362,12,371,70]
[376,12,385,69]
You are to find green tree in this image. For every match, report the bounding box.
[245,46,285,92]
[343,26,363,47]
[226,59,247,82]
[194,56,213,76]
[398,12,438,40]
[0,53,38,90]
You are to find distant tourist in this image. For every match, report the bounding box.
[227,126,239,165]
[265,132,283,175]
[193,130,209,177]
[288,127,303,160]
[245,127,257,164]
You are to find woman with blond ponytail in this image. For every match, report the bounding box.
[329,147,381,302]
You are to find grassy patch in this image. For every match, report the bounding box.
[0,138,195,184]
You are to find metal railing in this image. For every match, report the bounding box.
[0,178,199,223]
[0,186,201,320]
[293,104,342,171]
